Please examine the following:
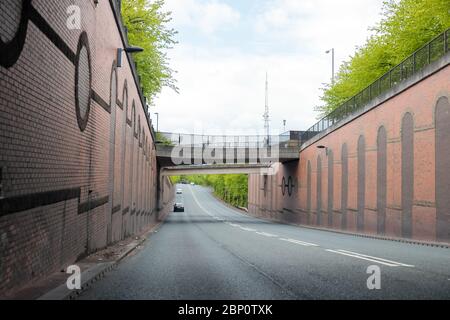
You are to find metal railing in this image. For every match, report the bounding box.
[302,28,450,142]
[157,132,296,148]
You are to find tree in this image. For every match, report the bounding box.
[318,0,450,115]
[121,0,178,105]
[172,174,249,207]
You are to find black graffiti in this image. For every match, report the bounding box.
[281,176,295,197]
[0,0,31,68]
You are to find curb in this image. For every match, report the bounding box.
[38,214,169,300]
[244,211,450,249]
[197,188,450,249]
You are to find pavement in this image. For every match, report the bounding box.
[4,217,166,300]
[76,185,450,300]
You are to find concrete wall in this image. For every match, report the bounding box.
[0,0,173,296]
[249,57,450,244]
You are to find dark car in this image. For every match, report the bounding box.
[174,202,184,212]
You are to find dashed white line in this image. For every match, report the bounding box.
[279,238,319,247]
[326,249,415,267]
[255,232,278,238]
[227,223,241,228]
[239,227,257,232]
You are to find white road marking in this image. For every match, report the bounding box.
[279,238,319,247]
[190,186,216,218]
[255,232,278,238]
[326,249,415,267]
[239,227,257,232]
[338,250,415,267]
[228,223,241,228]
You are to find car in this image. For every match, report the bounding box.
[174,202,184,212]
[190,182,195,186]
[176,189,183,194]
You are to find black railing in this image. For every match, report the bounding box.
[158,132,293,148]
[302,28,450,142]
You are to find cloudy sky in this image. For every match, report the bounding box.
[153,0,385,135]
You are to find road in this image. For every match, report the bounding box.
[79,185,450,300]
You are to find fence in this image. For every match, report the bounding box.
[158,132,292,148]
[302,28,450,142]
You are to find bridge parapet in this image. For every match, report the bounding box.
[158,132,301,148]
[156,132,301,168]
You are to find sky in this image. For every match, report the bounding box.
[153,0,385,135]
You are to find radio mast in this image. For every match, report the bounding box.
[263,72,270,146]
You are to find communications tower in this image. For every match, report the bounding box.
[263,73,270,146]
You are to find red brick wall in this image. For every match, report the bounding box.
[249,62,450,244]
[0,0,173,296]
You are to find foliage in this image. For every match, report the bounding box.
[121,0,178,105]
[173,175,249,208]
[318,0,450,115]
[155,132,173,146]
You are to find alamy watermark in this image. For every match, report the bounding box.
[168,130,283,175]
[66,5,81,30]
[366,265,381,290]
[66,265,81,290]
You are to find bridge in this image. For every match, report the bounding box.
[155,131,302,170]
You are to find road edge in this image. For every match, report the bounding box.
[37,213,170,300]
[206,187,450,249]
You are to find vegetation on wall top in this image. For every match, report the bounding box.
[318,0,450,116]
[121,0,178,105]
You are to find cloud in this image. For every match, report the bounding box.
[154,44,323,135]
[154,0,386,135]
[164,0,240,35]
[254,0,384,57]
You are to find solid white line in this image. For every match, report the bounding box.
[326,249,414,267]
[279,238,319,247]
[190,186,215,218]
[337,249,415,267]
[255,232,278,238]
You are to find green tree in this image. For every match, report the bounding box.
[318,0,450,115]
[172,174,249,208]
[155,132,174,145]
[121,0,178,105]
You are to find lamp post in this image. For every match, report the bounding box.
[326,48,335,85]
[154,112,159,133]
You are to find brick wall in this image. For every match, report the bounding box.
[0,0,173,296]
[249,57,450,244]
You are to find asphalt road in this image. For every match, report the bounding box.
[79,185,450,300]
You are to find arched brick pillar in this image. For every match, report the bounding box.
[401,113,414,238]
[357,135,366,231]
[107,62,118,244]
[317,156,322,226]
[435,96,450,242]
[307,160,312,225]
[327,149,334,227]
[377,126,387,235]
[341,143,348,230]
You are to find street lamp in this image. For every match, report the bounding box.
[325,48,335,85]
[317,145,329,156]
[117,46,144,68]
